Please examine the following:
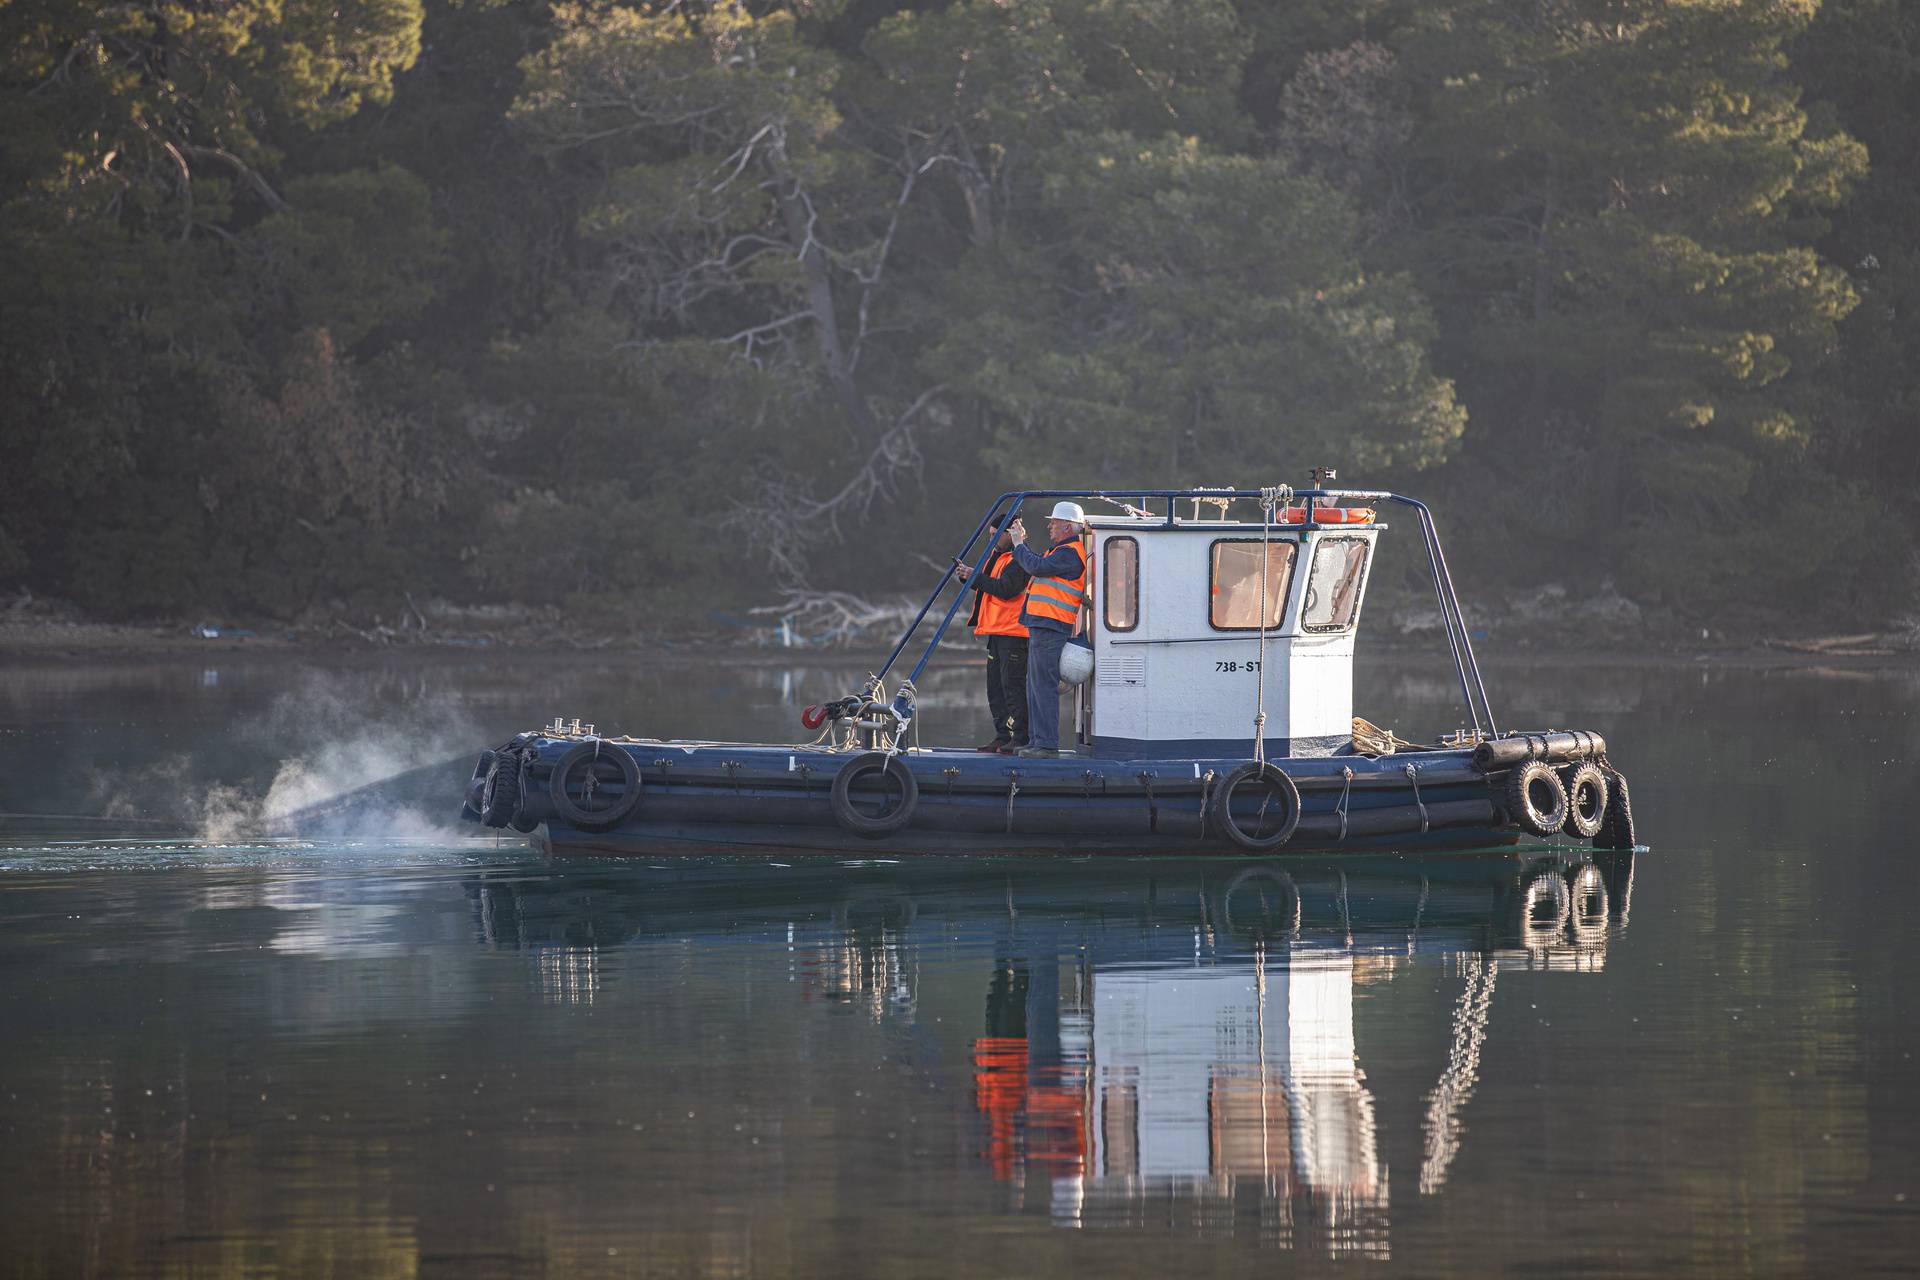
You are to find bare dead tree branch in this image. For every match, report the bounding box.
[160,139,192,241]
[850,159,925,372]
[744,590,921,647]
[713,122,775,191]
[725,385,946,589]
[178,143,290,214]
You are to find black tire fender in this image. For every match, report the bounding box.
[547,742,643,832]
[1561,761,1609,839]
[829,752,919,839]
[1208,762,1302,852]
[1504,760,1569,837]
[463,750,497,821]
[480,752,522,828]
[1595,770,1636,850]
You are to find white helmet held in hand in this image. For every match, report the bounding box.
[1059,638,1094,685]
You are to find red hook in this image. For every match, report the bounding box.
[800,704,828,730]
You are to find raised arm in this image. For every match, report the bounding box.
[1011,540,1084,579]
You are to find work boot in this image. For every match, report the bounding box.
[1015,746,1060,759]
[976,739,1010,753]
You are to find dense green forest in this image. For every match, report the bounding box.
[3,0,1915,635]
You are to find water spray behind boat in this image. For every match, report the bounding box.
[83,675,487,842]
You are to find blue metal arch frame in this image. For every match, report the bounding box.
[875,487,1498,740]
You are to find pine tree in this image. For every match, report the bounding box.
[1377,0,1866,605]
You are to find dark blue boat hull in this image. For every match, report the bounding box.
[467,738,1550,857]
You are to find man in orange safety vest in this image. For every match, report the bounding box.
[954,520,1032,753]
[1008,502,1089,758]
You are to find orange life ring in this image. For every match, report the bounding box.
[1279,506,1375,524]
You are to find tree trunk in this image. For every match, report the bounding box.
[773,174,883,445]
[954,131,996,248]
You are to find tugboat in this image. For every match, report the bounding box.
[459,476,1637,856]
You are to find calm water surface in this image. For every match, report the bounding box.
[1,651,1917,1277]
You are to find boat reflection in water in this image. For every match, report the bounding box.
[465,848,1634,1255]
[963,853,1630,1254]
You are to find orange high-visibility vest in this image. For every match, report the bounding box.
[973,551,1029,637]
[1022,540,1088,629]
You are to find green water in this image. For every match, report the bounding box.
[0,652,1914,1277]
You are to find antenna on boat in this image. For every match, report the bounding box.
[1307,467,1337,522]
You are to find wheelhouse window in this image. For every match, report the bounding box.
[1104,536,1139,632]
[1302,536,1371,632]
[1209,540,1295,630]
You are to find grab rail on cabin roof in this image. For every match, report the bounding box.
[873,487,1497,742]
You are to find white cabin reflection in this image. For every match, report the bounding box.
[1096,950,1384,1253]
[975,947,1390,1255]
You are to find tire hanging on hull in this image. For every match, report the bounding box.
[829,752,920,839]
[548,742,644,832]
[1560,761,1608,839]
[1504,760,1569,837]
[1208,762,1303,852]
[480,752,522,829]
[1594,769,1636,850]
[464,750,495,821]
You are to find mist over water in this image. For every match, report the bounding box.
[59,669,487,841]
[2,652,1918,1277]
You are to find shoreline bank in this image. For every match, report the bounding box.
[2,611,1913,673]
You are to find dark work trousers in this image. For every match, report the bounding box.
[1024,627,1067,749]
[984,634,1030,745]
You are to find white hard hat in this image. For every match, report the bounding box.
[1059,638,1094,685]
[1048,501,1087,524]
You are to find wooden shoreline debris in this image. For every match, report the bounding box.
[1764,633,1896,657]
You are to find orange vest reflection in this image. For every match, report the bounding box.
[971,1037,1087,1181]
